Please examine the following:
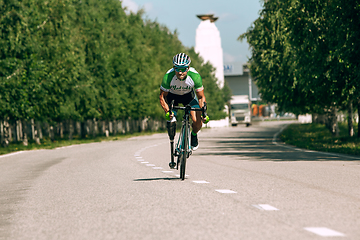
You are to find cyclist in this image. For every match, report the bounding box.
[159,53,209,153]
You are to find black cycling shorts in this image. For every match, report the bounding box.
[166,91,200,116]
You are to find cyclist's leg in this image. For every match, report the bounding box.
[189,98,202,133]
[165,94,178,168]
[165,93,178,140]
[189,98,201,150]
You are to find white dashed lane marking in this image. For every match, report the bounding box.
[304,227,345,237]
[252,204,279,211]
[193,180,209,184]
[215,189,237,194]
[133,137,351,238]
[176,174,189,178]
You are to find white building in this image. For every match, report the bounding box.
[223,62,260,101]
[195,14,224,88]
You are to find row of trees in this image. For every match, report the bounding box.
[240,0,360,136]
[1,0,229,144]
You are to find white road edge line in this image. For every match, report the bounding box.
[0,151,24,158]
[304,227,345,237]
[55,145,74,150]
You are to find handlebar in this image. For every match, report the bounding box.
[169,100,207,118]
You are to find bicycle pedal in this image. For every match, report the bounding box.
[174,150,179,156]
[169,162,176,169]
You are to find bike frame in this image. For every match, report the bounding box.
[174,105,192,160]
[169,100,207,180]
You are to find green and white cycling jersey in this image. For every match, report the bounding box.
[160,67,204,95]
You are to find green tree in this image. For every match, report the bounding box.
[240,0,360,136]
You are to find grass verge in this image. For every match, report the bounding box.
[0,131,165,156]
[279,123,360,156]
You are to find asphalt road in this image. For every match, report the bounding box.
[0,121,359,240]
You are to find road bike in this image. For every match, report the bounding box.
[168,100,207,180]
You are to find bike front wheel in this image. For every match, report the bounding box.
[179,152,186,180]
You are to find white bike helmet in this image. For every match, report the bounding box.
[173,53,191,67]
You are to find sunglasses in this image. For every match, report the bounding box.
[174,67,189,73]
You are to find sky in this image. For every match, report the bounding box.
[121,0,263,64]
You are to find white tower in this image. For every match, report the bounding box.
[195,14,224,88]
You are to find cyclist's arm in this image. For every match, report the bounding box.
[196,89,206,109]
[159,89,170,113]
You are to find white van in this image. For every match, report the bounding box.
[230,95,251,127]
